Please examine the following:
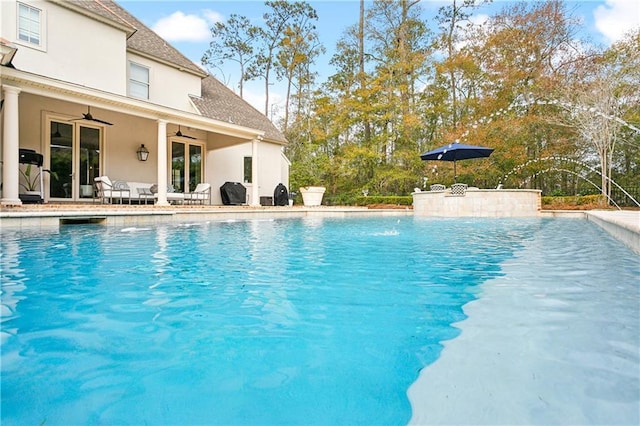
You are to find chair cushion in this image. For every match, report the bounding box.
[193,183,210,193]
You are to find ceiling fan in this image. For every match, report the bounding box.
[72,106,113,126]
[170,125,196,139]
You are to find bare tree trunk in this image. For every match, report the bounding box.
[359,0,371,143]
[264,64,270,116]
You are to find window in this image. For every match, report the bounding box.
[17,2,41,46]
[129,62,149,99]
[243,157,252,184]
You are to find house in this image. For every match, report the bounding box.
[0,0,289,206]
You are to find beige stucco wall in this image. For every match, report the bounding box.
[3,0,128,94]
[413,189,542,217]
[126,52,202,111]
[208,142,288,205]
[1,2,202,111]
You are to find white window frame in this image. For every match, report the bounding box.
[16,2,45,49]
[128,61,150,100]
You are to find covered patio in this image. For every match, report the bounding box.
[1,68,277,207]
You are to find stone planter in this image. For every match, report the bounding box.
[299,186,325,206]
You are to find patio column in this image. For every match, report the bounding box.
[250,136,261,206]
[155,119,169,206]
[1,85,22,206]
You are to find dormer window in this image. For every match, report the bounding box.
[129,61,149,99]
[17,2,41,46]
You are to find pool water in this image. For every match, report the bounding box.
[0,217,637,425]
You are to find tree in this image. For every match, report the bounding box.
[553,30,640,201]
[275,6,323,132]
[434,0,489,128]
[202,15,259,98]
[365,0,432,164]
[249,0,318,116]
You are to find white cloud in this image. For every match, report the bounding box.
[593,0,640,45]
[468,13,490,27]
[203,10,224,25]
[240,85,285,120]
[151,10,223,43]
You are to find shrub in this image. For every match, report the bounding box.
[541,194,608,210]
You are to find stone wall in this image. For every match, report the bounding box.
[412,189,542,217]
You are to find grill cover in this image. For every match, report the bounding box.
[220,182,246,205]
[273,183,289,206]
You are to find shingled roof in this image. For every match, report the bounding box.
[61,0,286,144]
[190,76,286,143]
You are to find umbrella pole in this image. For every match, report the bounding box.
[454,160,457,183]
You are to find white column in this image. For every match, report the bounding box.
[155,119,169,206]
[1,85,22,205]
[250,137,260,206]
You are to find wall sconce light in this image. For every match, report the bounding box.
[0,38,18,66]
[136,144,149,161]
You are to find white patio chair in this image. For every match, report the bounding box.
[94,176,130,204]
[185,183,211,205]
[430,184,446,191]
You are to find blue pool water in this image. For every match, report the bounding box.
[0,217,637,425]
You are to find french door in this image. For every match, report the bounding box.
[49,120,102,201]
[171,141,203,192]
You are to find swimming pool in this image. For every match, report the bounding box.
[1,217,638,425]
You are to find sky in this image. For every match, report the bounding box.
[119,0,640,116]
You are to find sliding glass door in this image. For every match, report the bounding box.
[49,120,101,201]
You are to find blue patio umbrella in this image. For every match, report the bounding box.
[420,142,494,182]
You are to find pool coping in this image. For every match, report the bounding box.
[1,206,637,255]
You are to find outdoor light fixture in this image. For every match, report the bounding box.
[0,38,17,66]
[136,144,149,161]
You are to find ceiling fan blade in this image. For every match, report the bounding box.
[71,107,113,125]
[175,126,196,139]
[90,117,114,126]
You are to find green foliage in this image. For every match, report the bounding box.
[19,164,57,192]
[210,1,637,202]
[354,195,413,206]
[19,164,40,192]
[542,195,608,209]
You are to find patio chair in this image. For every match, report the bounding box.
[94,176,130,204]
[450,183,468,196]
[185,183,211,205]
[430,184,446,191]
